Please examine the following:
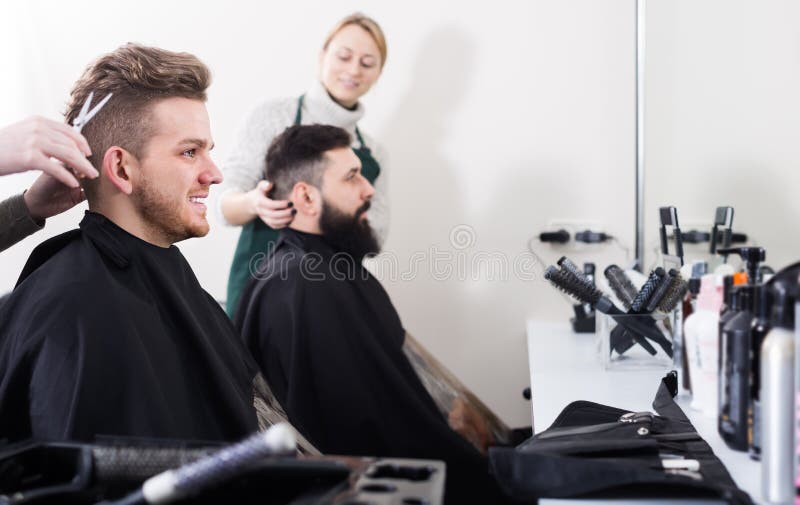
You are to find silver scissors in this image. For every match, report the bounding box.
[72,91,113,133]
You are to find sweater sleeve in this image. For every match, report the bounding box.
[0,193,44,253]
[217,98,296,225]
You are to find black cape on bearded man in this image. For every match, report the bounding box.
[0,212,299,446]
[234,228,510,504]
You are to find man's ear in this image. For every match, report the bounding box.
[102,146,137,195]
[291,182,321,216]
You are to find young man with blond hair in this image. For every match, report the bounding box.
[0,44,303,448]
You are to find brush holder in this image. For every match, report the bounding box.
[597,310,677,371]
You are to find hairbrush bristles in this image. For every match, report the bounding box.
[557,256,587,282]
[544,265,602,305]
[604,265,638,310]
[657,273,689,313]
[630,267,665,312]
[645,268,678,312]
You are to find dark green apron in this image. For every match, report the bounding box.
[225,95,381,317]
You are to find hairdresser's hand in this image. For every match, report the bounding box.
[24,172,85,223]
[0,116,98,187]
[250,180,295,229]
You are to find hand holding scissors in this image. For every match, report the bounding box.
[0,92,111,188]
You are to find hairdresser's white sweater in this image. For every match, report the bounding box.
[218,80,389,243]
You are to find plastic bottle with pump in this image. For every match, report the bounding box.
[716,247,766,451]
[748,284,771,461]
[717,274,747,440]
[719,285,754,451]
[718,247,766,285]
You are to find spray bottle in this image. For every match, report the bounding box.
[760,270,796,503]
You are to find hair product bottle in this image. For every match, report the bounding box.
[681,261,708,393]
[719,285,754,451]
[748,284,771,460]
[761,284,794,503]
[718,273,748,440]
[684,275,722,417]
[794,295,800,505]
[717,276,735,414]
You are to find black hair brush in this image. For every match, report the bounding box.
[607,267,676,358]
[544,264,617,315]
[604,265,639,310]
[545,258,673,356]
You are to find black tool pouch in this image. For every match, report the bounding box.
[489,372,753,504]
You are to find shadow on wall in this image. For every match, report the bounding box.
[375,26,475,348]
[373,28,535,424]
[379,26,474,252]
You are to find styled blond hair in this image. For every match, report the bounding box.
[64,43,211,199]
[323,13,388,68]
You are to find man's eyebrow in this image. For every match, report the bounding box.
[177,138,214,150]
[344,166,359,177]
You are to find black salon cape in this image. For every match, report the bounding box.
[0,212,260,444]
[235,229,508,504]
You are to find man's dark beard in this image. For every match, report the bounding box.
[319,199,380,261]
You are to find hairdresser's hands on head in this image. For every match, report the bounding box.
[249,180,295,229]
[0,116,98,187]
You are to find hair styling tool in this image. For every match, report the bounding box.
[544,262,669,355]
[709,206,734,257]
[102,423,297,505]
[610,268,675,358]
[569,262,597,333]
[657,272,689,314]
[630,268,666,313]
[609,268,665,356]
[557,256,588,282]
[646,269,680,313]
[659,206,684,266]
[604,265,639,310]
[72,91,113,133]
[51,90,113,179]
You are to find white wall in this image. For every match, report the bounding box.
[1,1,797,427]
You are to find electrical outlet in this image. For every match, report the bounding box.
[544,219,608,252]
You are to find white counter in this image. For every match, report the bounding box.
[526,320,763,505]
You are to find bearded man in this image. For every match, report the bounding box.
[234,124,515,504]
